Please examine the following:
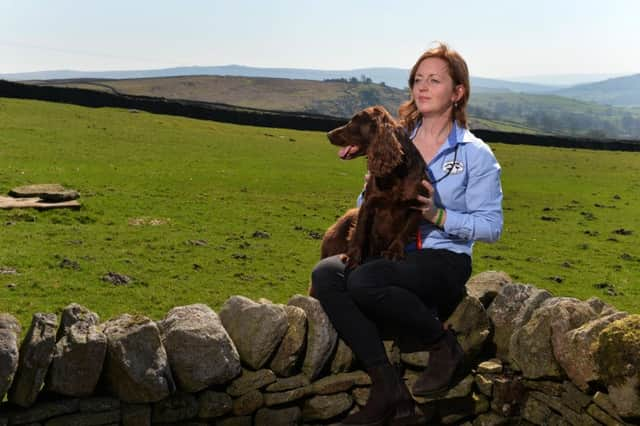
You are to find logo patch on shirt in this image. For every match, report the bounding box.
[443,161,464,174]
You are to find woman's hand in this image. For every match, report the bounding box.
[414,180,446,227]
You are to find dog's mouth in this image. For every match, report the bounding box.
[338,145,361,160]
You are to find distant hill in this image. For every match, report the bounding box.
[3,65,412,86]
[469,91,640,139]
[507,73,627,86]
[0,65,564,92]
[552,74,640,107]
[471,77,557,93]
[8,64,640,106]
[29,75,409,119]
[24,74,640,139]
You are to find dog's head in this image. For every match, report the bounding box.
[327,106,404,177]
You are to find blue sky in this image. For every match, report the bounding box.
[1,0,639,79]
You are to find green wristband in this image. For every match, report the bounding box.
[435,208,444,227]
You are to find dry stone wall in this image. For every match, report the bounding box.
[1,271,639,425]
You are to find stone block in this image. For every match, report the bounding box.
[159,304,241,392]
[197,391,232,419]
[219,296,288,370]
[231,390,263,416]
[9,313,58,407]
[301,393,353,421]
[151,393,198,424]
[288,295,338,380]
[226,369,276,397]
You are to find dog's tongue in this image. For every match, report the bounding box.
[339,145,358,159]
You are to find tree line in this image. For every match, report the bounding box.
[467,102,640,139]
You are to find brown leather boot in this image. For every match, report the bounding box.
[411,329,464,397]
[340,363,418,426]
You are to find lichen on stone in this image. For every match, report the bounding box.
[594,314,640,387]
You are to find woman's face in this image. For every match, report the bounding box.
[412,57,462,118]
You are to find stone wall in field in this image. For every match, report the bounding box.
[1,271,639,425]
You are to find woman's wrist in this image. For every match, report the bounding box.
[432,208,446,228]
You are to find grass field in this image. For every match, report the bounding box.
[1,98,639,333]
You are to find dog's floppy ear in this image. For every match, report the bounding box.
[367,123,404,177]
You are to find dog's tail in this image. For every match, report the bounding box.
[320,208,359,259]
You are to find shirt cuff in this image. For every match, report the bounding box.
[443,209,473,240]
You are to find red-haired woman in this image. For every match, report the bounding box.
[311,42,503,425]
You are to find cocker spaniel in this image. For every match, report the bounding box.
[321,105,428,267]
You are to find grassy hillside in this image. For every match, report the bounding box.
[1,98,638,334]
[470,92,640,139]
[467,117,541,134]
[36,75,408,119]
[35,75,640,139]
[553,73,640,107]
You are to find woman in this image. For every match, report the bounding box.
[311,42,503,425]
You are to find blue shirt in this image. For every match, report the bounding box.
[358,121,503,256]
[408,121,503,255]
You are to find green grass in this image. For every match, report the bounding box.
[1,98,639,334]
[484,143,640,307]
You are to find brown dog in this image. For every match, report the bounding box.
[320,106,428,267]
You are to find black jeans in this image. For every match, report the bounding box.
[310,249,471,369]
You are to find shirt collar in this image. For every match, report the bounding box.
[410,120,468,147]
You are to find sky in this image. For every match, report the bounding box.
[1,0,639,80]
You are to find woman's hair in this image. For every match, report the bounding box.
[398,42,470,132]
